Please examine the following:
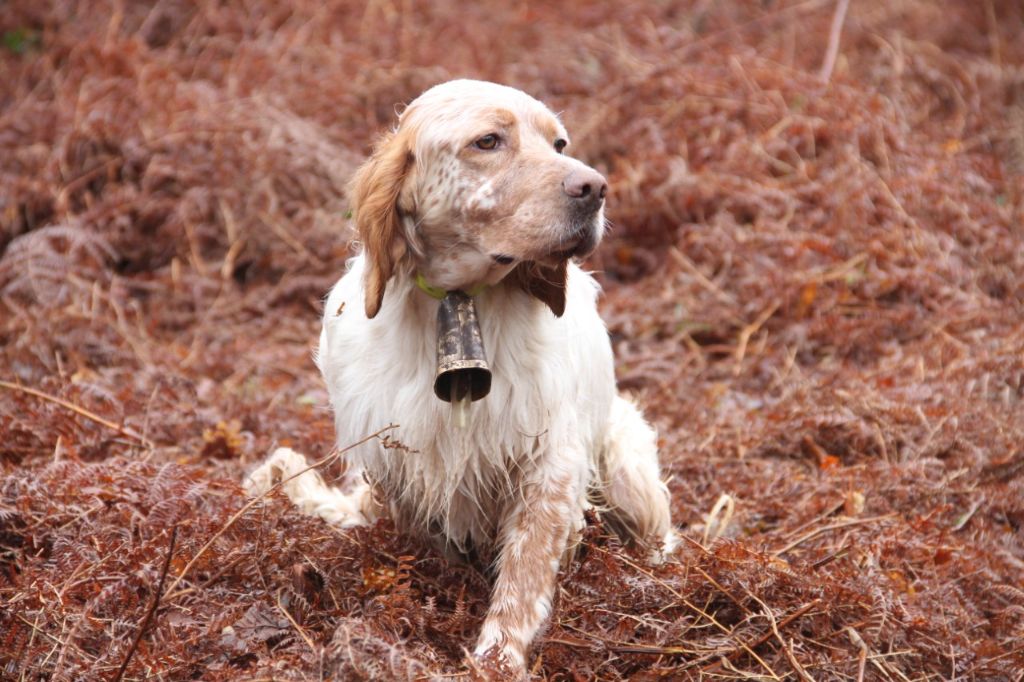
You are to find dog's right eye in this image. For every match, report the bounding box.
[473,134,501,150]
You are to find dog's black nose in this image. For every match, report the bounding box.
[562,168,608,203]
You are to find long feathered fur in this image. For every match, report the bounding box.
[246,79,676,672]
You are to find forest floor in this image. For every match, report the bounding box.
[2,1,1023,679]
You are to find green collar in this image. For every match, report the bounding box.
[415,272,448,299]
[415,272,488,299]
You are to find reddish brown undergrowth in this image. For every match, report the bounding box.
[2,0,1023,679]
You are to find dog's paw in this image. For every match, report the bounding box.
[243,447,309,496]
[244,447,369,528]
[647,528,681,566]
[467,643,526,681]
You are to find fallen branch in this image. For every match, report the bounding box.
[112,525,178,682]
[0,379,154,448]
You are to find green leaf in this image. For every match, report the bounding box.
[3,28,40,55]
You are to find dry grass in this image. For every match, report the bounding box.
[2,0,1023,679]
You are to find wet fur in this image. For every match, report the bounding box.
[245,80,676,673]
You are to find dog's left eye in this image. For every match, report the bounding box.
[474,134,501,150]
[554,138,567,153]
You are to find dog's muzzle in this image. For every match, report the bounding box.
[434,291,492,402]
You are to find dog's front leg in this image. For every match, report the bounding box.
[474,468,580,672]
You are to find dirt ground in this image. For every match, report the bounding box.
[2,1,1023,679]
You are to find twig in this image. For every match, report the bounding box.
[733,304,778,376]
[16,613,65,647]
[607,643,692,655]
[163,551,248,602]
[773,514,896,557]
[679,532,711,555]
[818,0,850,83]
[984,0,1001,67]
[702,493,736,545]
[0,379,153,448]
[963,643,1024,676]
[164,425,396,597]
[587,544,687,602]
[678,0,831,61]
[692,565,749,617]
[846,627,868,682]
[585,543,776,670]
[775,500,845,547]
[697,600,820,675]
[591,544,779,675]
[112,525,178,682]
[276,593,319,655]
[785,638,816,682]
[747,590,815,682]
[669,247,737,306]
[846,627,910,681]
[52,617,82,678]
[979,450,1024,484]
[558,621,694,656]
[951,499,983,532]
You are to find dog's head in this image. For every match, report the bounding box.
[350,79,607,318]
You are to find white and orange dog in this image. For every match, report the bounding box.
[246,80,676,672]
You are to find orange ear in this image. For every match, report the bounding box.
[510,260,569,317]
[350,129,415,318]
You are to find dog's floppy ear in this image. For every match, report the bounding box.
[511,260,569,317]
[350,128,415,319]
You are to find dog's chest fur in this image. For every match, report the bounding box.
[316,255,615,550]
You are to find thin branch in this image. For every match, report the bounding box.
[588,544,778,677]
[733,303,778,376]
[112,525,178,682]
[847,627,869,682]
[772,514,896,557]
[818,0,851,83]
[0,379,153,448]
[163,551,248,602]
[699,600,820,675]
[276,593,319,655]
[747,590,816,682]
[164,425,396,597]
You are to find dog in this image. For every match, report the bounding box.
[245,79,676,673]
